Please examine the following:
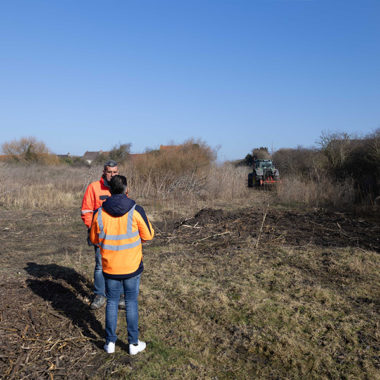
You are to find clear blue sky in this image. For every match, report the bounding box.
[1,0,379,161]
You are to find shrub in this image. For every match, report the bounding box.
[235,153,254,167]
[124,139,216,198]
[252,147,270,160]
[319,130,380,202]
[271,130,380,205]
[93,143,131,165]
[59,155,88,167]
[1,136,59,164]
[235,147,271,167]
[108,143,131,163]
[272,147,322,178]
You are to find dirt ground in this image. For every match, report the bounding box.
[163,206,380,252]
[0,203,379,379]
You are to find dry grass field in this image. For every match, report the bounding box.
[0,163,379,379]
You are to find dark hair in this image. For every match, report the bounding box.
[110,175,127,195]
[104,160,118,170]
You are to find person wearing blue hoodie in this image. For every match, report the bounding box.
[90,175,154,355]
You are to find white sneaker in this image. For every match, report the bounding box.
[104,341,115,354]
[129,340,146,355]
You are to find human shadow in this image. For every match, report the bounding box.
[25,262,92,300]
[25,262,129,352]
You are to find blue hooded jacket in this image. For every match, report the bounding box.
[97,194,152,279]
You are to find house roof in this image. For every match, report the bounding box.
[159,145,179,151]
[83,151,104,161]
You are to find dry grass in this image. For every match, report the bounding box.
[84,236,379,379]
[0,163,99,209]
[33,197,377,379]
[122,163,250,202]
[1,162,379,379]
[0,162,250,211]
[276,175,356,208]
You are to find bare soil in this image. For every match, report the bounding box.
[0,204,379,379]
[157,206,380,253]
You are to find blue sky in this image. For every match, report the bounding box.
[1,0,379,161]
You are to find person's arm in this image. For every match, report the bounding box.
[81,183,96,228]
[135,205,154,242]
[90,211,100,246]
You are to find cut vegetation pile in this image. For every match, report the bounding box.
[0,197,379,379]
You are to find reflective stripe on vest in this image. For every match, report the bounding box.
[97,205,141,250]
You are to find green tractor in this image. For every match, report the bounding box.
[248,159,280,187]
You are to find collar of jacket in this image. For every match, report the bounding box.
[101,176,110,188]
[102,194,136,217]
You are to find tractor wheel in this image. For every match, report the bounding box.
[248,173,254,188]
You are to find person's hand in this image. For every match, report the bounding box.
[87,228,94,246]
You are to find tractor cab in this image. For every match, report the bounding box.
[248,159,280,187]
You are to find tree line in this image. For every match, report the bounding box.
[238,130,380,203]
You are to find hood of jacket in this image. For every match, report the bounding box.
[102,194,136,217]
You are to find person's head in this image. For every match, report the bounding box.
[110,175,128,195]
[103,160,119,182]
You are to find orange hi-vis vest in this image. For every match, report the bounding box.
[91,204,154,276]
[81,177,111,228]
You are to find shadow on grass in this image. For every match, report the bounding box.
[27,278,104,345]
[25,262,103,347]
[25,262,92,299]
[24,262,135,353]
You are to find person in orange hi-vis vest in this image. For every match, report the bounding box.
[81,160,123,310]
[90,175,154,355]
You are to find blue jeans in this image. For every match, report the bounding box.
[105,274,141,345]
[94,246,105,296]
[94,247,123,298]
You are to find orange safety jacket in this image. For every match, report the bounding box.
[81,177,111,228]
[90,196,154,277]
